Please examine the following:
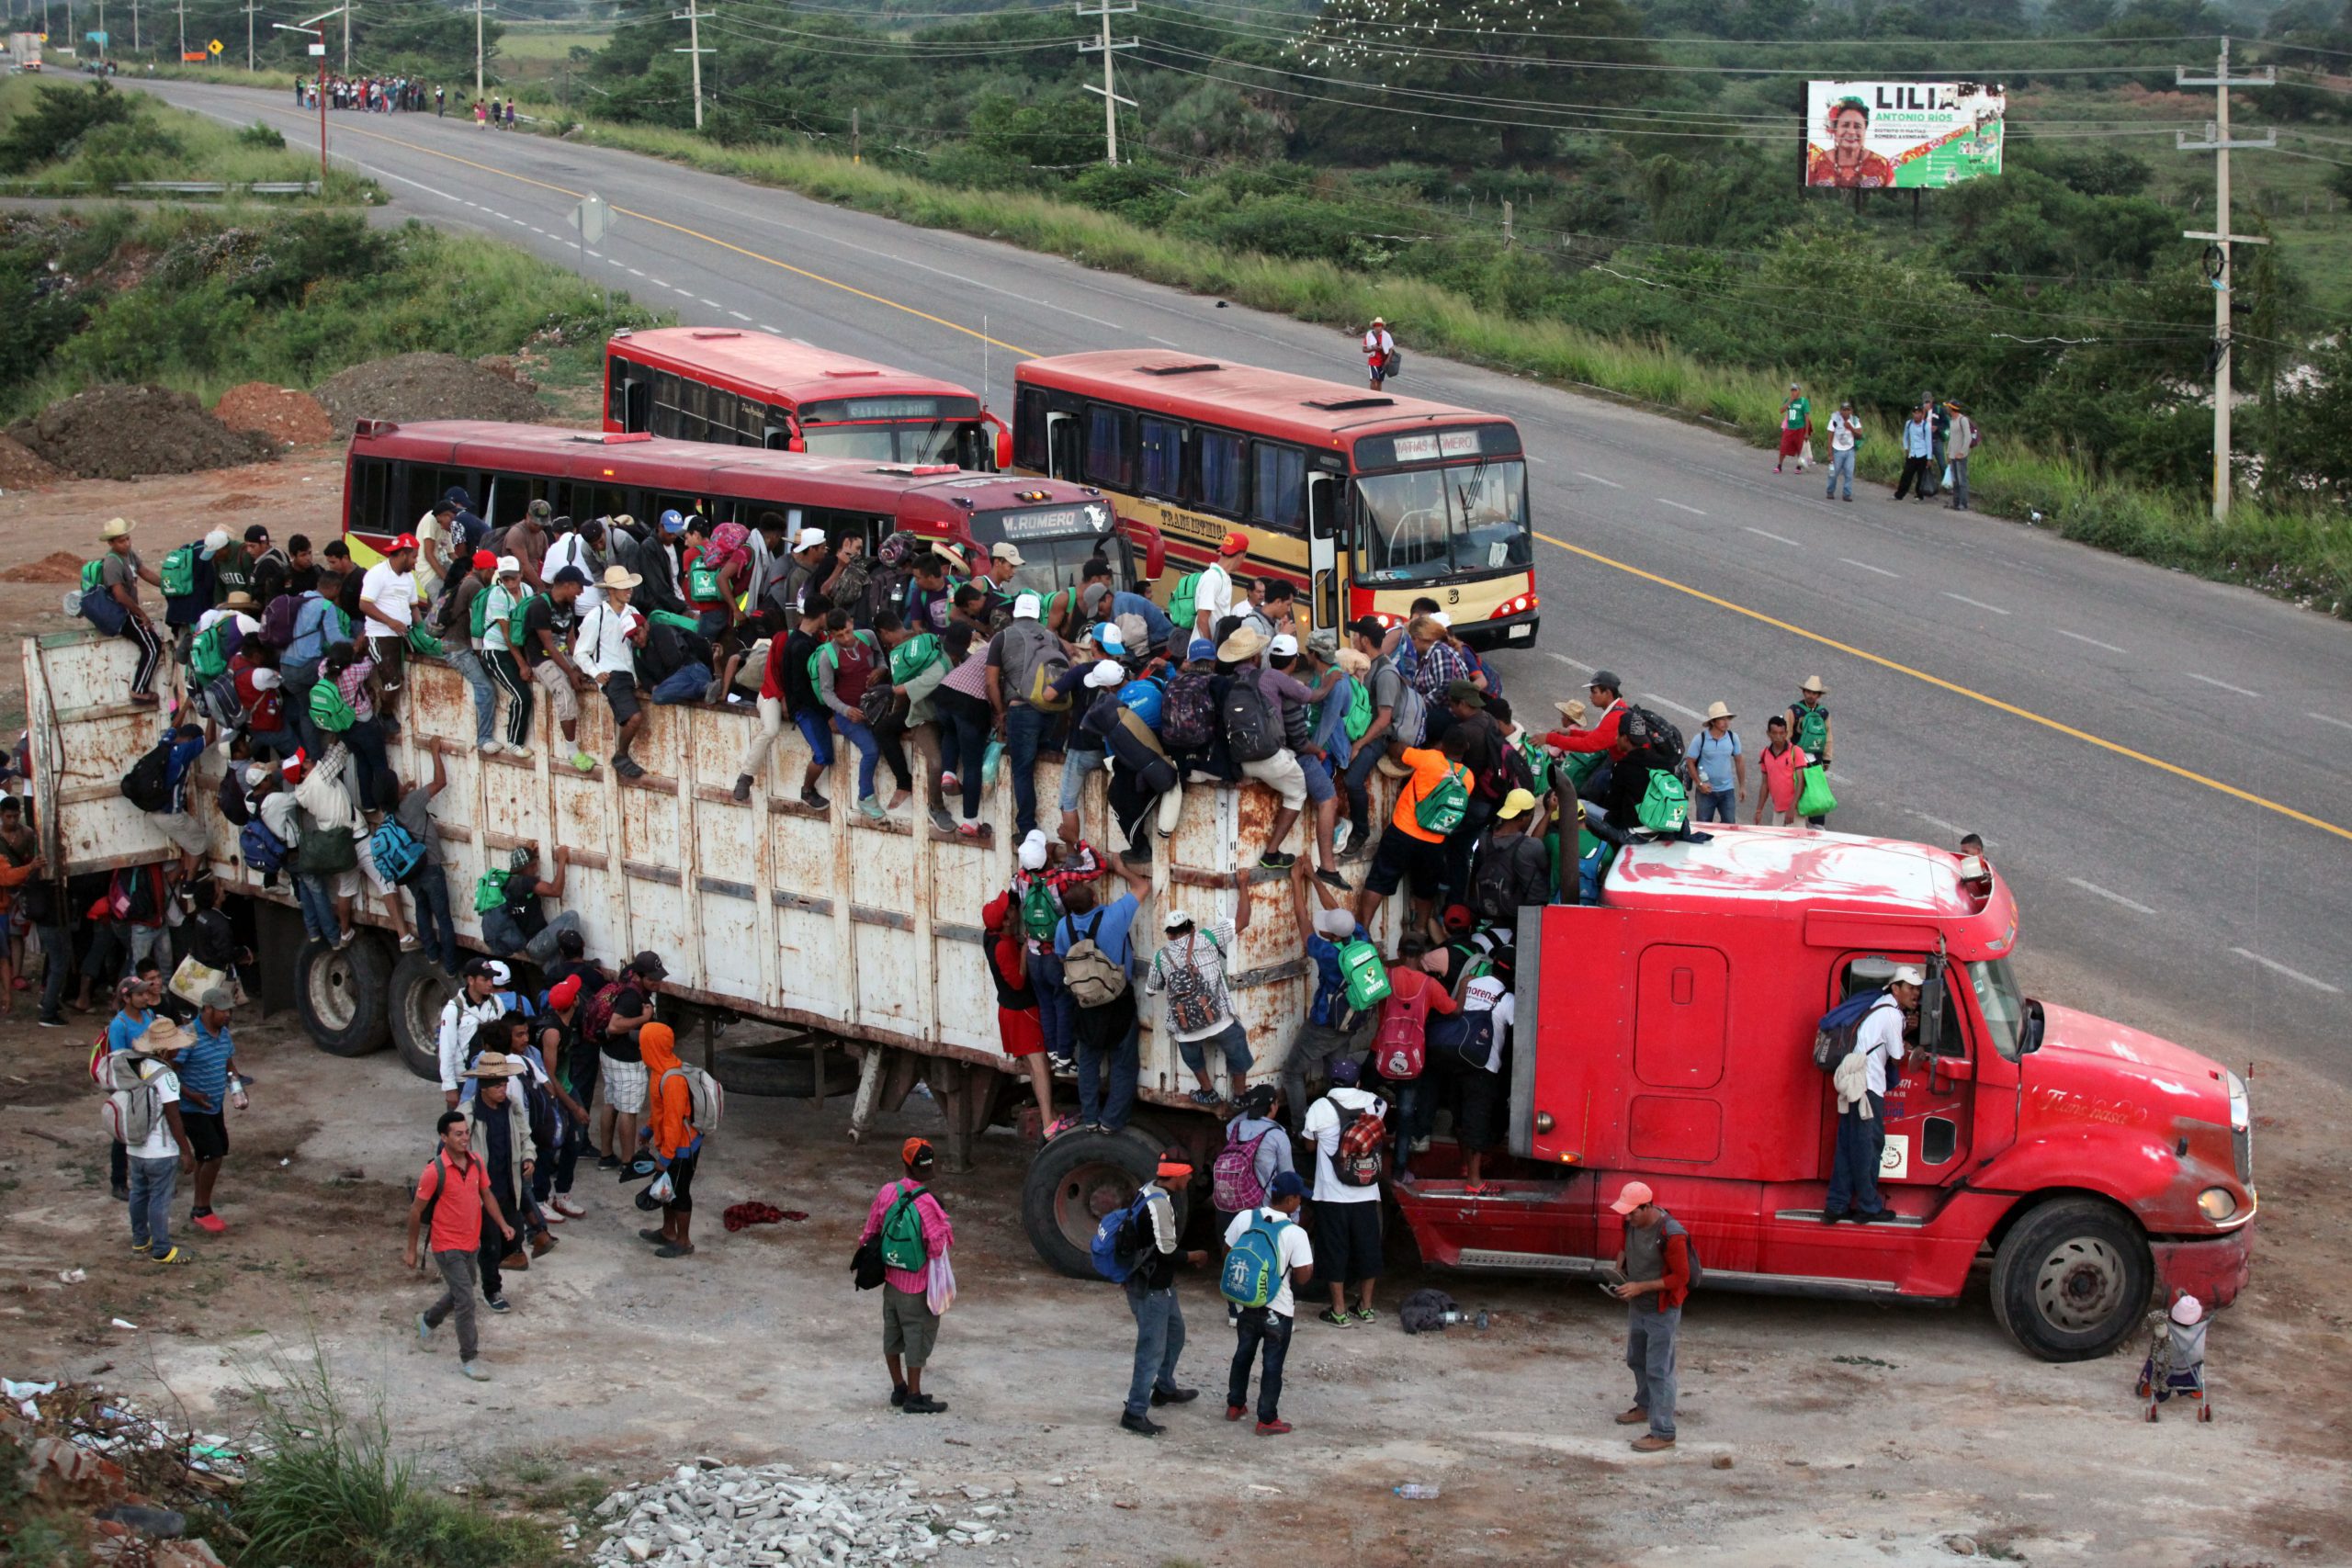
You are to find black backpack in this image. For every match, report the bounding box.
[1221,673,1281,763]
[120,740,174,814]
[1623,705,1684,773]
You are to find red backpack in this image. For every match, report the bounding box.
[579,980,628,1045]
[1332,1100,1387,1189]
[1373,988,1428,1082]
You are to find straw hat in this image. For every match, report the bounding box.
[1216,624,1268,664]
[101,517,134,541]
[1801,675,1827,694]
[463,1051,527,1079]
[602,565,643,591]
[1703,701,1735,722]
[1554,698,1588,725]
[133,1019,191,1055]
[218,592,260,615]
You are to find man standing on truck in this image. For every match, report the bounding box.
[96,518,166,705]
[1825,965,1917,1224]
[1054,857,1152,1134]
[1351,729,1468,934]
[357,534,420,698]
[1608,1180,1690,1454]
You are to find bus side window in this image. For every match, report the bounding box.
[1197,430,1244,515]
[738,397,763,446]
[1014,387,1048,471]
[653,372,683,440]
[710,390,739,446]
[1084,404,1132,490]
[1139,417,1183,498]
[1250,443,1306,531]
[351,457,392,536]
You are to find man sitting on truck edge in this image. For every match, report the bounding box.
[859,1138,955,1415]
[1609,1179,1690,1453]
[1826,964,1918,1224]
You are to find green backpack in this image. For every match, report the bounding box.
[1413,764,1471,835]
[1341,678,1373,742]
[1636,771,1690,835]
[189,623,231,683]
[472,583,531,642]
[888,631,944,686]
[160,544,198,600]
[309,677,356,734]
[687,555,725,603]
[1018,878,1058,941]
[1163,570,1205,634]
[808,631,879,693]
[1339,937,1392,1014]
[80,558,106,592]
[879,1185,929,1271]
[473,866,512,915]
[1515,732,1552,795]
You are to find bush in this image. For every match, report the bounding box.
[236,120,288,150]
[0,80,134,174]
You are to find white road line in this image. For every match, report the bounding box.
[1641,694,1702,720]
[700,298,724,310]
[671,286,695,296]
[1576,471,1622,489]
[1660,499,1707,516]
[2057,630,2127,653]
[1838,558,1899,578]
[1525,454,1548,465]
[790,337,813,346]
[2309,712,2352,733]
[628,268,646,277]
[1744,527,1801,547]
[759,324,782,333]
[2187,672,2260,698]
[2230,947,2343,996]
[728,310,752,321]
[2067,877,2157,916]
[1943,592,2010,616]
[1544,651,1594,673]
[1148,335,1180,348]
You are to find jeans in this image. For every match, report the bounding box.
[1124,1280,1188,1418]
[344,716,390,807]
[127,922,169,979]
[1059,746,1104,814]
[1626,1301,1680,1438]
[1826,447,1855,499]
[127,1154,177,1257]
[479,1177,518,1300]
[832,714,882,802]
[1442,796,1496,908]
[1002,704,1051,838]
[408,869,458,971]
[1073,996,1139,1131]
[935,688,991,821]
[282,667,322,759]
[34,923,69,1019]
[548,1115,586,1197]
[424,1248,482,1361]
[1227,1305,1291,1423]
[1175,1019,1253,1086]
[1825,1091,1886,1215]
[481,908,583,967]
[1694,788,1736,824]
[1341,741,1384,838]
[448,649,497,748]
[1948,457,1971,510]
[650,665,707,705]
[1031,951,1074,1060]
[294,875,339,942]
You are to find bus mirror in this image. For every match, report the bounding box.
[1121,518,1166,582]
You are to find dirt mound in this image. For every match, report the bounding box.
[0,549,89,583]
[0,434,63,490]
[211,381,336,447]
[311,352,548,435]
[6,386,276,482]
[207,491,263,513]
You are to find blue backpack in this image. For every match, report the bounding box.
[240,818,288,875]
[368,818,425,883]
[1089,1190,1156,1283]
[1220,1212,1293,1308]
[1812,987,1891,1071]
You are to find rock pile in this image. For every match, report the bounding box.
[589,1461,1016,1568]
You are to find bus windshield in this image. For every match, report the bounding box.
[800,419,971,466]
[970,501,1121,594]
[1354,459,1531,583]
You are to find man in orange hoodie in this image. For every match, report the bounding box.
[639,1022,703,1258]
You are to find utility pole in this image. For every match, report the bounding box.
[2177,36,2276,523]
[672,0,709,130]
[243,0,254,69]
[1075,0,1135,165]
[851,106,859,164]
[340,0,349,73]
[175,0,182,63]
[474,0,490,97]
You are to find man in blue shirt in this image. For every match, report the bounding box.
[1052,858,1151,1133]
[1078,559,1175,656]
[1894,402,1935,502]
[180,986,241,1234]
[1682,703,1746,825]
[281,589,347,757]
[1283,863,1375,1120]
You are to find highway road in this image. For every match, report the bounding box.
[141,81,2352,1081]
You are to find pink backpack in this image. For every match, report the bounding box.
[1211,1124,1272,1213]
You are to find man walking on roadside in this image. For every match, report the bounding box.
[1774,383,1811,474]
[1119,1154,1205,1437]
[408,1108,514,1382]
[859,1138,955,1415]
[1608,1180,1690,1453]
[1825,399,1861,502]
[1944,402,1976,512]
[1225,1169,1314,1435]
[1894,403,1934,502]
[119,1019,196,1265]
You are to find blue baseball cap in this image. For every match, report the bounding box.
[1271,1170,1308,1201]
[1328,1056,1363,1086]
[1186,637,1216,661]
[660,509,685,535]
[1090,622,1125,655]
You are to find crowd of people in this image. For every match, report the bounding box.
[291,74,516,127]
[1775,382,1982,509]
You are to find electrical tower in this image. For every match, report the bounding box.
[2177,37,2276,524]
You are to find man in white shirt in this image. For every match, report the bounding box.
[359,534,420,694]
[544,520,609,613]
[436,961,510,1111]
[1143,909,1252,1108]
[1362,318,1396,389]
[119,1019,196,1264]
[1222,1169,1314,1434]
[1300,1056,1386,1327]
[1826,964,1920,1224]
[1825,399,1862,503]
[1190,533,1247,642]
[578,565,650,778]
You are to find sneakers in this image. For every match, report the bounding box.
[927,807,956,834]
[1225,1404,1248,1422]
[459,1359,492,1382]
[553,1195,586,1218]
[889,1384,908,1408]
[480,740,506,758]
[1352,1306,1378,1324]
[1119,1412,1164,1438]
[1258,851,1296,871]
[900,1393,947,1415]
[939,771,958,795]
[39,1014,69,1028]
[800,786,830,811]
[1255,1419,1293,1436]
[732,774,754,804]
[483,1295,512,1314]
[613,755,647,780]
[570,750,597,773]
[398,934,421,953]
[540,1207,565,1225]
[1330,819,1351,857]
[956,819,983,838]
[1315,868,1351,892]
[856,795,888,821]
[505,743,533,761]
[1317,1308,1351,1328]
[130,1238,151,1254]
[596,1154,621,1171]
[417,1313,435,1348]
[1188,1088,1223,1107]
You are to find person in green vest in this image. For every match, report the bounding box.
[1775,383,1812,475]
[1787,676,1834,826]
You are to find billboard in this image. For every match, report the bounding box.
[1805,81,2005,190]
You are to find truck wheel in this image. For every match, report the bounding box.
[1990,1197,2153,1361]
[297,935,391,1058]
[709,1042,863,1099]
[1022,1128,1188,1279]
[389,952,456,1081]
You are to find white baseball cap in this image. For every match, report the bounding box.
[1268,633,1298,658]
[1890,964,1927,987]
[496,555,522,577]
[201,528,232,557]
[1018,829,1048,871]
[794,527,827,552]
[1430,611,1452,628]
[1084,659,1124,690]
[1012,592,1042,621]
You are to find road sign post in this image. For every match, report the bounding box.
[570,194,612,316]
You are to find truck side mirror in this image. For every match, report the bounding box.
[1917,956,1947,1056]
[2021,998,2045,1055]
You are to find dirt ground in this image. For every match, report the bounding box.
[3,937,2346,1568]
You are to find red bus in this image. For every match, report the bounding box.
[343,421,1117,596]
[604,328,1010,472]
[1012,353,1539,649]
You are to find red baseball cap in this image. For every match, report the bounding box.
[1610,1180,1656,1215]
[548,975,582,1010]
[392,533,420,553]
[1218,532,1249,558]
[472,548,497,571]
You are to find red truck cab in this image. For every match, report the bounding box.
[1395,826,2255,1359]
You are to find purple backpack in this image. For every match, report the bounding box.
[1211,1124,1272,1213]
[1160,668,1217,750]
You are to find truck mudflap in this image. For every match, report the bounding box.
[2150,1227,2253,1311]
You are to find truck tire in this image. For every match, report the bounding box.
[390,952,457,1081]
[1990,1196,2153,1361]
[709,1042,863,1099]
[297,935,391,1059]
[1022,1128,1188,1279]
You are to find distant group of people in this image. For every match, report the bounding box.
[300,74,431,113]
[1775,382,1983,509]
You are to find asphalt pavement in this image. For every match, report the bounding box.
[135,82,2352,1079]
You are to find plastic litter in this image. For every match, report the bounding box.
[1394,1483,1442,1501]
[58,1268,86,1283]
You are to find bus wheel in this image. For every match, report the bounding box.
[1991,1197,2152,1361]
[1021,1128,1186,1279]
[389,951,456,1081]
[298,934,391,1059]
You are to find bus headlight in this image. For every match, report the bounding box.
[2197,1187,2238,1222]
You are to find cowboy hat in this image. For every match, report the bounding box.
[601,565,643,591]
[218,592,260,615]
[1216,624,1268,664]
[1554,698,1588,725]
[1703,701,1735,722]
[101,517,134,540]
[133,1019,192,1055]
[463,1051,528,1078]
[1800,675,1827,694]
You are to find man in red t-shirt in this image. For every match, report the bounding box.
[1375,938,1459,1171]
[1607,1179,1690,1452]
[406,1109,514,1382]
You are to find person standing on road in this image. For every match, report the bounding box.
[1894,404,1934,502]
[436,960,508,1111]
[1825,964,1917,1224]
[1944,402,1976,512]
[1363,318,1396,390]
[1302,1055,1388,1327]
[409,1108,514,1382]
[1774,383,1811,474]
[464,1051,541,1313]
[1119,1154,1205,1437]
[120,1019,196,1265]
[1825,399,1861,502]
[594,950,668,1169]
[1683,704,1746,825]
[180,986,243,1235]
[1225,1168,1314,1435]
[860,1138,955,1415]
[1608,1180,1690,1453]
[638,1021,703,1258]
[1787,677,1833,827]
[1750,715,1807,826]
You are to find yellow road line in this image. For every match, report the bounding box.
[1537,531,2352,845]
[258,102,2348,846]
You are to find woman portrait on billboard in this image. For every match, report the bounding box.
[1806,96,1898,187]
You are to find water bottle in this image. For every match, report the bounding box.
[229,1073,249,1111]
[1393,1483,1441,1502]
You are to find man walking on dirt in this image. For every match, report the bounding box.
[1607,1180,1690,1453]
[859,1138,955,1415]
[408,1107,514,1382]
[1120,1153,1205,1437]
[1225,1169,1313,1435]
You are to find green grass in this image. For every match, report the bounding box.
[0,75,375,200]
[496,26,612,83]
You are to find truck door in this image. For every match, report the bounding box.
[1818,954,1975,1202]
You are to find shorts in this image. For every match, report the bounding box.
[1239,749,1306,812]
[1298,753,1336,806]
[793,710,836,769]
[1453,1063,1506,1151]
[604,671,642,727]
[997,1005,1045,1058]
[182,1109,229,1162]
[882,1283,939,1366]
[1365,823,1444,899]
[531,660,581,724]
[330,868,361,901]
[153,811,209,857]
[1312,1198,1383,1287]
[1778,428,1807,459]
[602,1053,649,1114]
[355,832,397,897]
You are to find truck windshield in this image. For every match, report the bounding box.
[1354,460,1532,583]
[1969,957,2027,1061]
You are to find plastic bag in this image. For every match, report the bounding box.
[927,1250,957,1315]
[648,1169,675,1204]
[1940,464,1954,491]
[1795,764,1838,818]
[980,739,1005,789]
[1799,438,1815,471]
